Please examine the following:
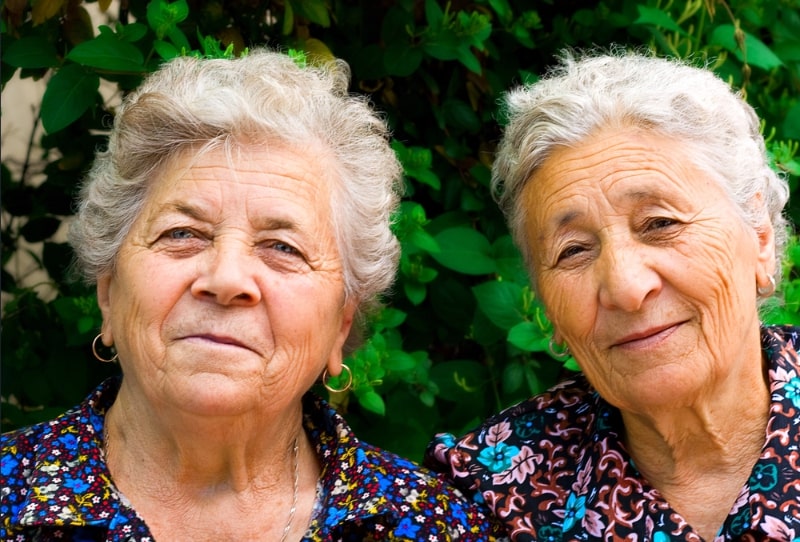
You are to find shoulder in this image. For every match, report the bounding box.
[302,393,505,540]
[762,324,800,368]
[1,407,79,540]
[424,375,605,497]
[427,374,598,461]
[2,406,77,479]
[762,324,800,400]
[361,443,504,539]
[1,380,117,536]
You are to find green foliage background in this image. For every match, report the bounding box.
[2,0,799,461]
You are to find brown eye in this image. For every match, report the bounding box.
[556,244,587,264]
[645,217,680,231]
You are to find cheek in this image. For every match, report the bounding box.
[676,228,756,309]
[110,262,187,341]
[539,274,594,339]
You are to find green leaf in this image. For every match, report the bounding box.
[166,25,191,52]
[507,321,549,351]
[66,32,145,72]
[710,24,783,70]
[147,0,190,40]
[492,235,528,284]
[384,42,423,77]
[407,229,440,254]
[282,0,295,35]
[431,227,495,275]
[772,41,800,63]
[488,0,513,26]
[423,30,460,61]
[523,364,542,394]
[292,0,331,27]
[502,361,524,394]
[784,102,800,140]
[472,280,525,330]
[2,36,59,68]
[634,6,686,35]
[41,64,100,134]
[383,350,417,372]
[424,0,444,27]
[377,307,407,329]
[357,389,386,415]
[404,281,427,305]
[118,22,148,43]
[442,98,481,133]
[153,39,180,61]
[455,45,482,74]
[77,316,96,334]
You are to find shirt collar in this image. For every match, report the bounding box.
[14,378,122,529]
[302,392,400,530]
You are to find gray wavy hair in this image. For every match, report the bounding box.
[70,49,403,342]
[492,48,789,287]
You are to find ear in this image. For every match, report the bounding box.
[325,301,357,376]
[96,274,115,346]
[755,218,777,290]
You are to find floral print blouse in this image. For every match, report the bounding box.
[1,378,505,541]
[425,325,800,541]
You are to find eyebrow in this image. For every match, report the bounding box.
[542,187,663,236]
[163,202,298,231]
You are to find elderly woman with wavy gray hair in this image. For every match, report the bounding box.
[426,49,800,540]
[0,50,504,541]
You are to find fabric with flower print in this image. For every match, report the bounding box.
[425,325,800,542]
[1,377,507,541]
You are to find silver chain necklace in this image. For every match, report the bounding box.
[103,422,300,541]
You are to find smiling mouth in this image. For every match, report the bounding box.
[183,334,254,352]
[612,322,683,349]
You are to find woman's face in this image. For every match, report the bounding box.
[97,144,355,417]
[524,128,775,412]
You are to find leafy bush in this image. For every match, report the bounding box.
[2,0,799,461]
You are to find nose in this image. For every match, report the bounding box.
[596,239,660,312]
[191,238,262,306]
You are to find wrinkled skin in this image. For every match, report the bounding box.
[97,143,355,421]
[523,128,775,415]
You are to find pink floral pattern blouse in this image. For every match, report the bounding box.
[425,325,800,541]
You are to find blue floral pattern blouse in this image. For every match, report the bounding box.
[425,325,800,541]
[1,378,505,541]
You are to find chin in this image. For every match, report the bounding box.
[165,373,264,417]
[612,371,705,413]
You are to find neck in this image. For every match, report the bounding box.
[620,352,770,539]
[105,381,308,494]
[622,352,769,479]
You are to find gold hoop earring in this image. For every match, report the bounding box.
[322,364,353,393]
[757,275,776,297]
[547,336,570,360]
[92,333,118,363]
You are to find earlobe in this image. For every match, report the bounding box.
[96,275,114,346]
[755,220,777,281]
[326,301,357,376]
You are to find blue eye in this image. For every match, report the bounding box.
[273,242,298,254]
[168,229,195,239]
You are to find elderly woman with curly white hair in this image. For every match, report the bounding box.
[0,50,504,541]
[426,49,800,541]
